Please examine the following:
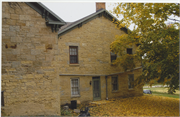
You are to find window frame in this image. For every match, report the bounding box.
[1,91,4,106]
[70,78,80,97]
[128,74,134,89]
[69,46,78,64]
[112,75,118,91]
[127,48,133,54]
[110,52,117,63]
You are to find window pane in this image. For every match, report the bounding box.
[70,47,77,55]
[74,87,78,95]
[70,56,78,63]
[127,48,132,54]
[111,52,117,62]
[112,76,118,90]
[71,79,79,95]
[110,52,116,55]
[128,74,134,88]
[111,55,117,62]
[74,49,77,55]
[70,46,78,64]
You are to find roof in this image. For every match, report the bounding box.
[58,8,130,37]
[25,2,66,32]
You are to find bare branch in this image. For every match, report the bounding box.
[168,18,180,22]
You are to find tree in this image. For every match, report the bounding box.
[110,3,179,93]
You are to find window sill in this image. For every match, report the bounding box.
[71,95,80,98]
[69,64,79,67]
[128,88,134,90]
[111,63,117,66]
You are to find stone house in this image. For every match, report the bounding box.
[58,3,143,105]
[1,2,66,116]
[1,2,143,116]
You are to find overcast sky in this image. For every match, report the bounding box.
[41,1,179,30]
[1,0,179,30]
[41,2,117,22]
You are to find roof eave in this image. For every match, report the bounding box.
[25,2,66,33]
[37,2,65,23]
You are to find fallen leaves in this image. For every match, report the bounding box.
[88,95,179,116]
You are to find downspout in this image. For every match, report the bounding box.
[105,76,108,100]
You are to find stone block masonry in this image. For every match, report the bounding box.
[2,2,60,116]
[58,15,143,104]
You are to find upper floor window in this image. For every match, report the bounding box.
[127,48,132,54]
[112,76,118,91]
[69,46,78,64]
[111,52,117,62]
[128,74,134,89]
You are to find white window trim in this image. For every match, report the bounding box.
[70,78,80,97]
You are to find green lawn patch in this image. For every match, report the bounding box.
[151,91,179,99]
[144,87,179,99]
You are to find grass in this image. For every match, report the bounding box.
[143,87,179,99]
[151,92,179,99]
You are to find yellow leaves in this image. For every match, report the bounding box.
[135,35,140,38]
[87,95,179,116]
[149,80,155,86]
[154,77,161,81]
[157,69,161,73]
[163,77,172,85]
[111,3,178,34]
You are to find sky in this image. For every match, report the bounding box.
[41,2,117,22]
[1,0,179,30]
[41,1,179,30]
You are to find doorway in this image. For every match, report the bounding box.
[92,77,101,100]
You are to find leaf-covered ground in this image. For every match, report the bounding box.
[72,95,179,116]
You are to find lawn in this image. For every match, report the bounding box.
[70,95,179,116]
[144,87,180,99]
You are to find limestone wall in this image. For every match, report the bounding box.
[58,16,141,75]
[2,2,60,116]
[60,68,143,105]
[107,68,143,99]
[58,16,143,104]
[60,76,93,105]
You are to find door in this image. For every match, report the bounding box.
[92,77,101,100]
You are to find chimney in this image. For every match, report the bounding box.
[96,2,106,11]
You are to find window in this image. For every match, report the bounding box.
[127,48,132,54]
[69,46,78,64]
[128,74,134,89]
[1,91,4,106]
[111,52,117,62]
[71,78,80,96]
[112,76,118,91]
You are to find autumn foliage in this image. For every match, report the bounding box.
[110,3,179,93]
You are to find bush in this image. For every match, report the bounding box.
[61,109,72,116]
